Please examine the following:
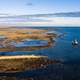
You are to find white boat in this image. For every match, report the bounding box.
[72,39,78,45]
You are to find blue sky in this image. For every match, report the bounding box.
[0,0,80,26]
[0,0,80,15]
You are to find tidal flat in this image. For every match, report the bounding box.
[0,27,57,52]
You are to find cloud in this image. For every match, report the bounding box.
[26,2,33,6]
[54,12,80,17]
[13,17,80,26]
[0,12,80,26]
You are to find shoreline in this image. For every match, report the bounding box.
[0,55,48,60]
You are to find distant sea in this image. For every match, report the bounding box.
[0,27,80,80]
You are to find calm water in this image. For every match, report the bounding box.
[0,27,80,80]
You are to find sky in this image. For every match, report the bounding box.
[0,0,80,15]
[0,0,80,26]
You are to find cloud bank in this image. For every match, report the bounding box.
[0,12,80,26]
